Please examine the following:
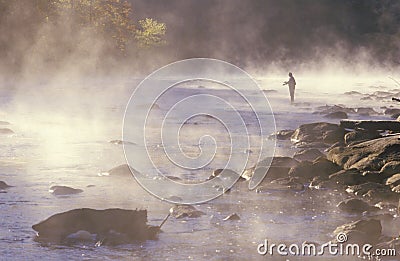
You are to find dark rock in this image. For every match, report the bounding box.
[0,128,14,134]
[344,91,362,95]
[288,157,341,182]
[101,164,138,177]
[0,181,12,189]
[380,161,400,178]
[315,105,355,114]
[333,219,382,244]
[324,111,348,119]
[344,130,381,145]
[242,157,299,182]
[340,120,400,132]
[356,107,379,116]
[49,186,83,196]
[392,185,400,193]
[329,169,382,186]
[384,108,400,116]
[223,213,240,221]
[291,122,345,144]
[32,208,158,244]
[346,182,399,204]
[337,198,379,213]
[170,205,205,219]
[294,142,330,149]
[328,136,400,172]
[293,148,324,162]
[346,182,386,196]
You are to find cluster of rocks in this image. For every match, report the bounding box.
[248,120,400,246]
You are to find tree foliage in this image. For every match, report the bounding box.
[135,18,167,48]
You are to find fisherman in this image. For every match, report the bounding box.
[283,72,296,104]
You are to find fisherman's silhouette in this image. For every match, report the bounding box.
[283,72,296,104]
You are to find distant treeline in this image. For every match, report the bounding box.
[0,0,167,78]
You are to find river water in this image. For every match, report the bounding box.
[0,75,397,260]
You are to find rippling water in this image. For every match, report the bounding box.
[0,76,396,260]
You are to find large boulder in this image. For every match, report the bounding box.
[32,208,158,244]
[293,148,324,162]
[344,130,381,145]
[333,219,382,244]
[328,136,400,172]
[288,157,341,182]
[291,122,345,144]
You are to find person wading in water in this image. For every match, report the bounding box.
[283,72,296,104]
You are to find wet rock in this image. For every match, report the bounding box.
[344,130,381,145]
[329,169,382,186]
[346,182,386,196]
[242,156,299,182]
[324,111,348,119]
[0,181,12,189]
[333,219,382,244]
[208,169,244,182]
[315,105,355,114]
[356,107,379,116]
[346,182,399,204]
[109,140,137,145]
[328,136,400,172]
[291,122,345,144]
[380,161,400,178]
[337,198,379,213]
[0,128,14,134]
[170,205,205,219]
[223,213,240,221]
[294,141,330,149]
[288,157,341,182]
[32,208,158,244]
[340,120,400,132]
[272,129,295,140]
[293,148,324,162]
[49,186,83,196]
[64,230,96,244]
[100,164,138,177]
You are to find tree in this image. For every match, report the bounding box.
[135,18,167,48]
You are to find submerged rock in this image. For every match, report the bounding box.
[291,122,345,144]
[49,186,83,196]
[170,205,205,219]
[324,111,348,119]
[293,148,324,162]
[328,136,400,172]
[32,208,158,244]
[0,128,14,134]
[223,213,240,221]
[100,164,138,178]
[0,181,12,189]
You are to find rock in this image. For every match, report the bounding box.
[340,120,400,132]
[344,91,362,95]
[109,140,136,145]
[333,219,382,244]
[208,169,244,182]
[380,161,400,178]
[329,169,381,186]
[293,148,324,162]
[223,213,240,221]
[0,128,14,134]
[346,182,386,196]
[294,141,330,149]
[32,208,158,244]
[328,136,400,172]
[337,198,379,213]
[346,182,399,204]
[356,107,379,116]
[384,108,400,116]
[0,181,12,189]
[344,130,381,145]
[242,156,299,182]
[100,164,138,177]
[49,186,83,196]
[170,205,205,219]
[324,111,348,119]
[255,181,304,193]
[288,157,341,182]
[315,105,355,114]
[165,175,182,181]
[291,122,345,144]
[272,129,295,140]
[392,185,400,193]
[64,230,96,244]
